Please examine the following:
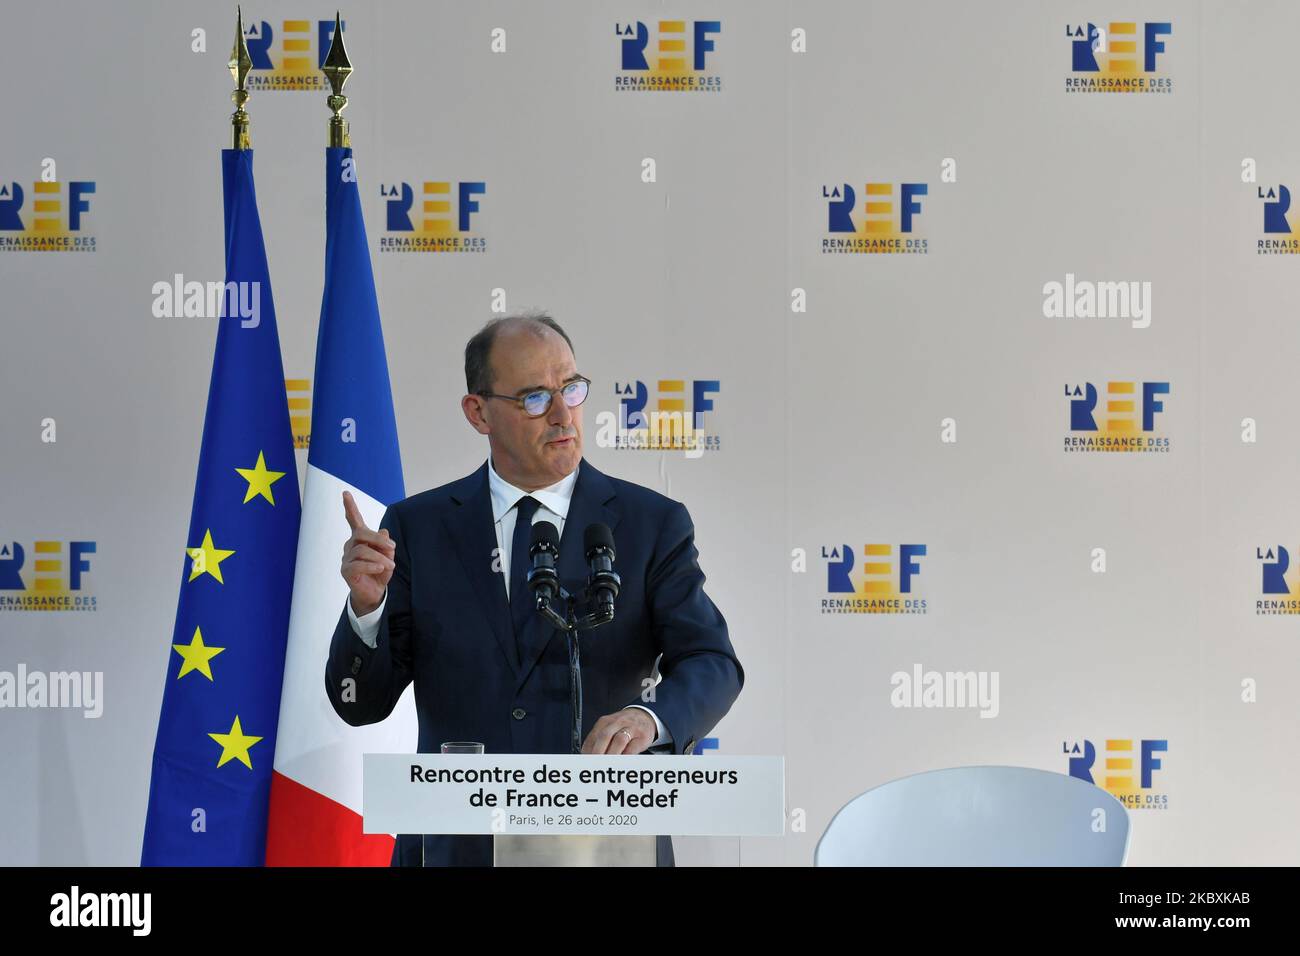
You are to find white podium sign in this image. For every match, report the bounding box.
[362,754,785,836]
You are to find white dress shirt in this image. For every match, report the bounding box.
[347,455,670,747]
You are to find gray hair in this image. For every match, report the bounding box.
[464,310,575,394]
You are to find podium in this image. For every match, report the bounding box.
[493,834,657,866]
[363,753,785,867]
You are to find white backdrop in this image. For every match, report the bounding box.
[2,0,1298,866]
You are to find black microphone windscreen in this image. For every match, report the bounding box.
[584,522,615,558]
[531,520,560,549]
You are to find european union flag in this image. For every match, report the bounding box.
[141,149,301,865]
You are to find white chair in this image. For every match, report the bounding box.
[815,765,1130,866]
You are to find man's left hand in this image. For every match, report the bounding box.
[581,708,657,755]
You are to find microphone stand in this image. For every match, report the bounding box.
[531,582,616,754]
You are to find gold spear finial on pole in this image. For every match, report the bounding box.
[229,6,253,149]
[322,11,352,147]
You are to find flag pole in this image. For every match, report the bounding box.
[142,5,302,865]
[323,11,352,148]
[229,6,252,150]
[267,8,408,867]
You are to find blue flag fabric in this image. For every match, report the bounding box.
[310,146,404,502]
[141,149,301,865]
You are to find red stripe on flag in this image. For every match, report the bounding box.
[266,771,394,867]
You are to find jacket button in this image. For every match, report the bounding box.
[351,656,362,675]
[512,708,527,720]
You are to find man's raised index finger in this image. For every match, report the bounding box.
[342,490,369,532]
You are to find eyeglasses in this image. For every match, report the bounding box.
[477,376,591,418]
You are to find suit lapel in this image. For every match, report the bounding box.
[515,458,621,689]
[443,462,520,675]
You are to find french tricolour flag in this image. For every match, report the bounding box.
[265,146,414,865]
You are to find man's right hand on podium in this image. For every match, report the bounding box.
[341,490,395,617]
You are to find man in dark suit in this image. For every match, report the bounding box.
[325,311,743,866]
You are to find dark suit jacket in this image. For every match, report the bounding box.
[324,457,744,866]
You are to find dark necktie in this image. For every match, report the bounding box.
[509,495,542,663]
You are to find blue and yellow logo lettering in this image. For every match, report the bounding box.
[1064,380,1171,452]
[1065,738,1169,808]
[615,19,722,91]
[606,378,721,451]
[0,540,98,611]
[1065,21,1173,93]
[379,180,487,252]
[1256,545,1300,614]
[822,182,929,254]
[285,378,311,450]
[1257,185,1300,254]
[820,543,928,614]
[244,17,343,90]
[0,176,96,252]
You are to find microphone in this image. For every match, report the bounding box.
[583,523,620,617]
[526,520,561,609]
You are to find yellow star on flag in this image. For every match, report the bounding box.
[186,529,234,583]
[235,451,286,505]
[209,716,263,770]
[172,626,226,681]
